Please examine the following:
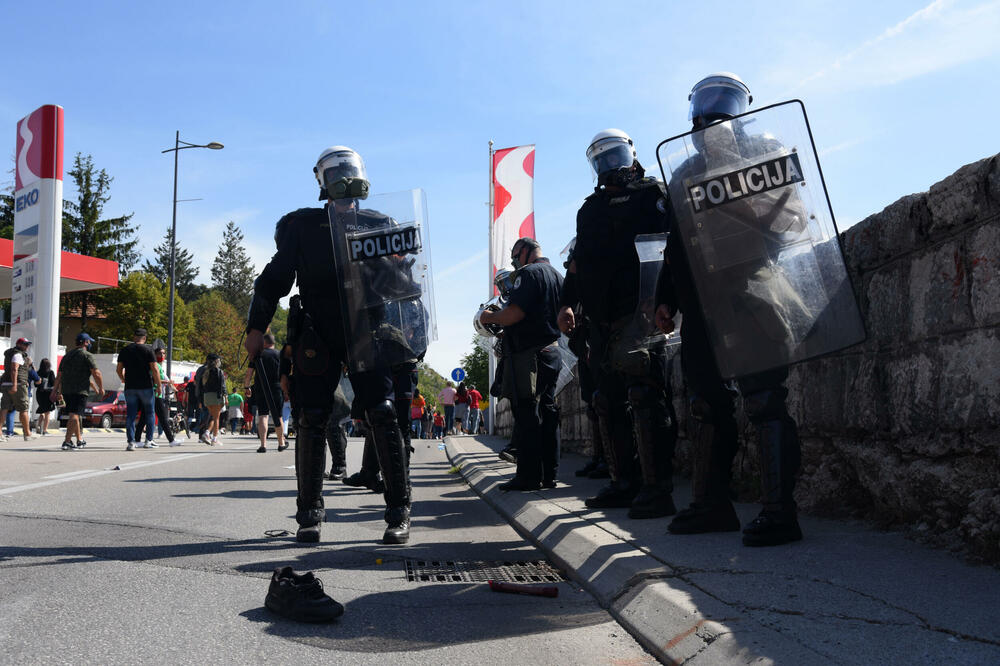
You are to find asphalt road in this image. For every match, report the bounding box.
[0,431,654,665]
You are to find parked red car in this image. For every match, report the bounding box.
[58,390,127,429]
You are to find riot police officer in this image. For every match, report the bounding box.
[558,129,678,519]
[478,238,563,490]
[655,73,804,546]
[245,146,419,545]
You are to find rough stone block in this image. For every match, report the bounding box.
[795,436,861,516]
[865,263,911,346]
[842,354,883,433]
[937,329,1000,430]
[969,223,1000,327]
[926,156,999,238]
[841,215,880,271]
[874,193,923,262]
[908,240,974,339]
[789,356,847,434]
[883,351,939,436]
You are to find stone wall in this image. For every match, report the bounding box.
[494,153,1000,561]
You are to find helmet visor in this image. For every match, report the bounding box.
[320,151,366,190]
[587,142,635,177]
[688,86,749,123]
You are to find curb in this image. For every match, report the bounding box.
[445,436,815,665]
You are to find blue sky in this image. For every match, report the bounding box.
[4,0,998,377]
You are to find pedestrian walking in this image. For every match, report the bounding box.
[244,333,286,453]
[116,328,162,451]
[467,384,483,435]
[200,355,226,445]
[34,358,57,436]
[135,343,180,446]
[454,382,470,434]
[0,337,37,441]
[437,382,457,434]
[227,389,244,435]
[52,334,103,450]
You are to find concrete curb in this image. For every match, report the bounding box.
[444,435,818,664]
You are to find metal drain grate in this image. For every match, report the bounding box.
[404,559,565,584]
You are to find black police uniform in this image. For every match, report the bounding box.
[500,258,563,487]
[656,132,803,545]
[247,204,414,543]
[563,176,678,517]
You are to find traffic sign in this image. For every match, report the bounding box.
[451,368,465,382]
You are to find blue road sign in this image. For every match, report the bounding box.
[451,368,465,382]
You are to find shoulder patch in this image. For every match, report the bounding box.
[513,276,522,289]
[656,198,668,213]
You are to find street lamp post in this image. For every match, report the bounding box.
[161,132,223,378]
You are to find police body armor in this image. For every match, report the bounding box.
[327,189,437,373]
[656,100,865,379]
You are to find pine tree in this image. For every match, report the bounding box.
[210,221,256,317]
[142,225,202,302]
[60,153,140,329]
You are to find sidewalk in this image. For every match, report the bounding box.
[445,434,1000,665]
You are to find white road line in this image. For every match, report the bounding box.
[0,452,214,496]
[43,469,99,479]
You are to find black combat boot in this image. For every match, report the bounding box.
[368,400,412,545]
[295,409,328,543]
[742,510,802,546]
[628,483,677,519]
[342,433,384,492]
[668,501,740,534]
[584,480,638,509]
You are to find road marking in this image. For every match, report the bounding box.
[43,469,99,479]
[0,452,213,496]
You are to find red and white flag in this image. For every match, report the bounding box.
[490,144,535,294]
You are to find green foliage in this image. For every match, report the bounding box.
[269,304,289,345]
[460,337,489,393]
[416,362,449,413]
[142,225,202,302]
[210,221,256,317]
[188,290,246,374]
[61,153,140,329]
[0,194,13,239]
[99,272,194,353]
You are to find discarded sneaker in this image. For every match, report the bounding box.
[296,523,321,543]
[668,502,741,535]
[742,510,803,547]
[265,567,344,622]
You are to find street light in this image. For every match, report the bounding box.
[161,131,224,378]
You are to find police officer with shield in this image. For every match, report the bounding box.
[654,73,861,546]
[478,238,563,490]
[246,146,425,545]
[558,130,678,519]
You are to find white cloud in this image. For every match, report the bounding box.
[434,249,488,282]
[790,0,1000,94]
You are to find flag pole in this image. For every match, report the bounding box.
[487,140,495,436]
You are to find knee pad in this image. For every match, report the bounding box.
[366,400,397,427]
[743,389,787,424]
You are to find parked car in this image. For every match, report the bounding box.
[58,390,127,429]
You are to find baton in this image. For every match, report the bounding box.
[487,580,559,598]
[253,356,283,424]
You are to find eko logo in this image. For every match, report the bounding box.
[15,189,39,212]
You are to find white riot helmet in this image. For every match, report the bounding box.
[688,72,752,128]
[313,146,370,201]
[586,129,637,183]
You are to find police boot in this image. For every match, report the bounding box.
[742,415,802,546]
[576,405,608,477]
[294,409,328,543]
[626,385,677,520]
[367,400,411,545]
[325,415,347,480]
[342,433,384,493]
[584,393,637,509]
[668,392,741,534]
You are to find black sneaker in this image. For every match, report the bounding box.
[61,441,77,450]
[498,447,518,464]
[326,466,346,481]
[76,440,87,449]
[265,567,344,622]
[257,445,267,453]
[742,510,803,547]
[668,502,741,535]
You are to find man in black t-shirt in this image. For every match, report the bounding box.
[244,333,286,453]
[115,327,161,451]
[479,237,564,490]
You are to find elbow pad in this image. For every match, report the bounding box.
[559,272,580,309]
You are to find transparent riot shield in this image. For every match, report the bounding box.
[634,233,680,350]
[656,99,865,379]
[328,189,437,373]
[554,334,578,397]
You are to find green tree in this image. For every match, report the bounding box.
[210,221,256,316]
[61,153,140,329]
[460,337,489,393]
[142,226,201,302]
[416,363,449,414]
[0,194,12,239]
[189,290,245,373]
[99,272,193,352]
